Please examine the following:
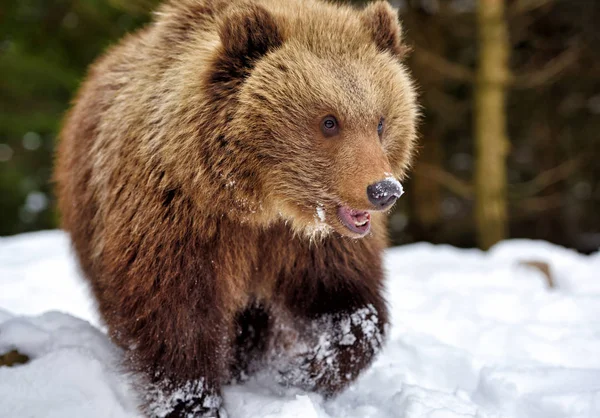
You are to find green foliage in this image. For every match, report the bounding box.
[0,0,153,235]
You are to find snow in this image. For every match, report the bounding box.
[384,177,404,198]
[1,230,599,418]
[369,178,404,200]
[316,205,326,222]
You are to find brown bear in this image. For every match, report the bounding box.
[55,0,418,416]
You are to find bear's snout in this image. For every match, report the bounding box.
[366,178,404,210]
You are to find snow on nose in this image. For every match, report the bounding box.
[366,177,404,210]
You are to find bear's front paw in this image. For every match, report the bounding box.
[146,378,224,418]
[163,401,223,418]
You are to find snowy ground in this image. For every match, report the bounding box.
[1,230,600,418]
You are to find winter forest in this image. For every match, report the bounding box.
[2,0,599,251]
[1,1,599,418]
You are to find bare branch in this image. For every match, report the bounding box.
[510,0,555,15]
[412,48,475,83]
[412,41,578,91]
[416,158,580,202]
[412,46,578,90]
[416,163,474,199]
[519,261,555,288]
[510,158,581,197]
[512,47,580,89]
[513,192,564,213]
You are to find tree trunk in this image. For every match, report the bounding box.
[474,0,510,249]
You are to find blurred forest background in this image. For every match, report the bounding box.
[1,0,599,252]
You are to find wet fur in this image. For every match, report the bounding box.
[55,0,418,416]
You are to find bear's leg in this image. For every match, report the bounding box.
[266,284,388,397]
[98,232,232,417]
[130,303,230,418]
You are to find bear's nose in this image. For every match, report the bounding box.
[366,179,403,210]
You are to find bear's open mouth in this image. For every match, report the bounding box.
[337,206,371,236]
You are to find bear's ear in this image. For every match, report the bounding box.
[218,4,284,67]
[361,1,409,59]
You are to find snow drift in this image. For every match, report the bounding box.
[1,231,599,418]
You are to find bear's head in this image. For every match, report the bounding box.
[203,1,418,238]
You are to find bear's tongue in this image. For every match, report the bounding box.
[337,206,371,236]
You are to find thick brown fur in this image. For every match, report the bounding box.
[55,0,418,416]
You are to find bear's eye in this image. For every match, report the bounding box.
[321,115,339,137]
[378,117,385,138]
